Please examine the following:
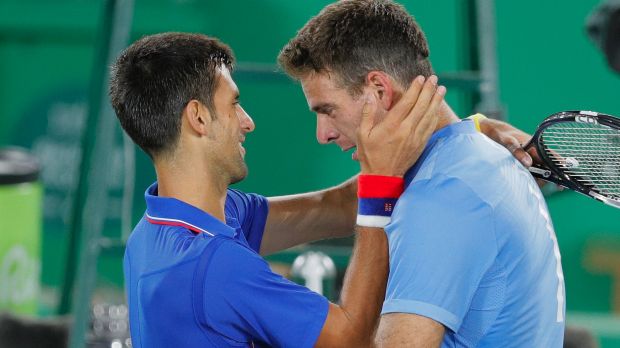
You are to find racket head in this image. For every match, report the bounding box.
[529,110,620,209]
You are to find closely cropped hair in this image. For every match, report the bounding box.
[278,0,433,95]
[109,32,234,158]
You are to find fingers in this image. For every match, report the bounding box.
[412,110,439,150]
[407,82,445,151]
[502,136,533,167]
[514,135,543,167]
[411,75,438,116]
[478,119,543,167]
[521,136,543,164]
[355,75,444,177]
[359,93,378,136]
[513,148,533,168]
[431,86,447,110]
[411,106,439,149]
[388,75,426,123]
[402,75,441,127]
[412,85,442,133]
[407,83,445,132]
[359,73,443,144]
[525,145,543,164]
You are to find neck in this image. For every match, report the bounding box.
[154,150,228,223]
[434,101,461,132]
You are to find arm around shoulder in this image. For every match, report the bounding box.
[260,176,357,255]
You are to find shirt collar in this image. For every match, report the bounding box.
[144,182,236,238]
[404,120,477,184]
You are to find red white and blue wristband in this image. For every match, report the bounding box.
[356,174,405,228]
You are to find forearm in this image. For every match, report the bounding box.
[340,227,389,343]
[261,176,357,255]
[316,174,403,347]
[314,176,357,238]
[315,226,388,347]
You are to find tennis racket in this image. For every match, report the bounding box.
[524,110,620,209]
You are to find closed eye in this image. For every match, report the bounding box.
[312,104,335,116]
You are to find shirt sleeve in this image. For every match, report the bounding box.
[203,240,328,348]
[382,175,497,333]
[226,189,269,253]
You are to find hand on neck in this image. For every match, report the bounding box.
[389,87,459,134]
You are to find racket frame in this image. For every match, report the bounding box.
[525,110,620,209]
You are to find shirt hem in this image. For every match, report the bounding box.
[382,299,461,332]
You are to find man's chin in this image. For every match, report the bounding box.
[229,165,248,185]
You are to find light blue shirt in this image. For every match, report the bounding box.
[382,121,565,347]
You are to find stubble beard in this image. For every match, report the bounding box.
[228,155,248,185]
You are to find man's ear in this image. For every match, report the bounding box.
[183,100,212,136]
[366,71,396,110]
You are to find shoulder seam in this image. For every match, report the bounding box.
[416,172,495,209]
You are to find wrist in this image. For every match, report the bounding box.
[356,175,404,228]
[360,159,406,177]
[360,166,406,177]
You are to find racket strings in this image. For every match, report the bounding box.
[541,122,620,198]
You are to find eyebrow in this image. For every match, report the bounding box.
[311,103,335,114]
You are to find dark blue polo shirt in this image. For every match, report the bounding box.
[124,183,328,347]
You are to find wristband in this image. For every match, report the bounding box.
[356,175,404,228]
[466,113,487,132]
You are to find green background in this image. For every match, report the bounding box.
[0,0,619,345]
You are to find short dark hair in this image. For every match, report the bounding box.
[278,0,433,95]
[109,32,234,158]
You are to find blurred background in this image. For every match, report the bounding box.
[0,0,619,347]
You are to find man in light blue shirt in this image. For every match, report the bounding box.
[279,0,565,346]
[383,120,565,346]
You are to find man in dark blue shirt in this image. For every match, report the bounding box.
[110,32,445,347]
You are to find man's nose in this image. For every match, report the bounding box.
[238,106,255,133]
[316,115,338,144]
